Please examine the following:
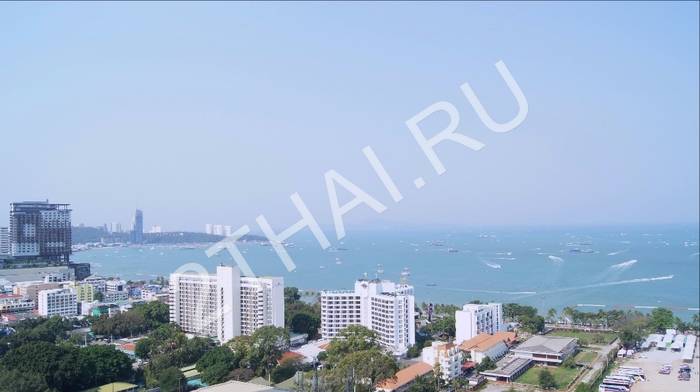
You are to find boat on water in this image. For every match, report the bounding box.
[427,283,437,286]
[447,248,458,252]
[335,258,342,265]
[319,265,325,269]
[478,234,489,238]
[377,269,385,274]
[180,246,196,250]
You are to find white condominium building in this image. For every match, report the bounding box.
[169,264,284,344]
[321,279,415,354]
[240,276,284,336]
[455,303,504,343]
[38,288,77,317]
[422,341,463,381]
[80,275,107,293]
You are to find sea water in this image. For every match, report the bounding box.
[72,223,700,320]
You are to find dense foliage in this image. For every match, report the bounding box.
[0,341,133,392]
[323,326,398,392]
[284,287,321,337]
[90,300,169,338]
[538,368,556,389]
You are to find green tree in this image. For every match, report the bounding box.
[562,355,576,369]
[243,326,289,376]
[0,368,51,392]
[291,312,321,337]
[519,315,545,333]
[94,291,103,302]
[196,346,237,384]
[592,334,606,344]
[619,327,641,348]
[135,338,159,359]
[284,287,301,304]
[650,308,675,332]
[132,300,170,328]
[547,308,558,322]
[578,338,589,348]
[539,368,556,389]
[156,366,186,391]
[476,356,497,372]
[327,349,398,392]
[327,325,381,364]
[77,345,134,389]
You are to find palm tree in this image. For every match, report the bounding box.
[547,308,558,323]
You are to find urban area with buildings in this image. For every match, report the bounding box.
[0,200,697,392]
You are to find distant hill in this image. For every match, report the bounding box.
[71,227,266,245]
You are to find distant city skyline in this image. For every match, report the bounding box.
[1,2,697,232]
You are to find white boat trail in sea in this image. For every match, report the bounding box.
[548,255,564,262]
[536,275,674,296]
[482,261,501,269]
[611,259,638,269]
[607,250,627,256]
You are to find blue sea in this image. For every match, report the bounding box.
[72,224,700,320]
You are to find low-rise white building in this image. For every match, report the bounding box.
[459,332,515,364]
[511,335,577,365]
[38,288,77,317]
[455,303,504,343]
[105,279,126,292]
[422,341,463,381]
[102,291,129,303]
[80,275,107,293]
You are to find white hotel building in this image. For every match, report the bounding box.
[321,279,415,354]
[169,265,284,343]
[38,288,77,317]
[455,303,504,343]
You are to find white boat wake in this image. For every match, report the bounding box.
[611,259,637,269]
[607,250,627,256]
[482,261,502,269]
[537,275,674,296]
[548,255,564,262]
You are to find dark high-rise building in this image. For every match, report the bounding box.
[131,209,144,244]
[9,200,72,263]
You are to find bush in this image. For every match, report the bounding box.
[539,369,556,389]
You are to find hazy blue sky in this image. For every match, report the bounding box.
[1,2,698,233]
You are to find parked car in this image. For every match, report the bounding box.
[678,373,691,381]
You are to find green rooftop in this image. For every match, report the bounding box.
[80,382,138,392]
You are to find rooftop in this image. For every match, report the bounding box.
[197,380,290,392]
[514,335,576,354]
[376,362,433,391]
[460,332,514,352]
[480,356,532,377]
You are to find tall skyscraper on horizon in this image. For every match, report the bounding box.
[205,224,213,235]
[213,224,224,236]
[9,200,72,262]
[131,209,144,244]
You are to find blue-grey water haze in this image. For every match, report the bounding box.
[73,223,699,320]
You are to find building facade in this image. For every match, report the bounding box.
[422,341,463,381]
[455,303,503,343]
[131,210,144,244]
[9,201,72,262]
[38,288,77,317]
[0,227,9,256]
[169,265,284,344]
[80,275,107,292]
[321,279,416,354]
